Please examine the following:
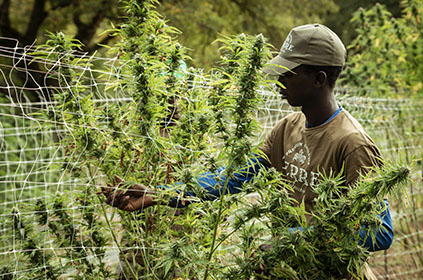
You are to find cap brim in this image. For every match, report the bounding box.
[262,55,300,75]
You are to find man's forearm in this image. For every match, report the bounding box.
[288,200,393,252]
[358,199,393,251]
[163,154,269,208]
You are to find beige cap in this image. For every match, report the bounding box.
[263,24,346,75]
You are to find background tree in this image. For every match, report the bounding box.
[1,0,419,100]
[325,0,402,44]
[0,0,337,102]
[0,0,122,52]
[157,0,338,69]
[0,0,123,101]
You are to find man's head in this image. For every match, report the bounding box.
[265,24,346,107]
[276,64,342,107]
[264,24,346,76]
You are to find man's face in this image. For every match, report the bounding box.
[277,66,314,107]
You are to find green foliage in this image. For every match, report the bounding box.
[0,31,114,279]
[3,0,271,277]
[324,0,402,45]
[341,0,423,97]
[6,191,111,279]
[0,95,61,211]
[0,0,122,49]
[157,0,338,69]
[224,163,409,279]
[1,0,412,279]
[0,0,124,103]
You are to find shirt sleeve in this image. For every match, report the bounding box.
[259,129,274,166]
[340,131,390,250]
[289,200,393,251]
[165,154,270,208]
[259,117,287,166]
[358,199,393,251]
[344,144,383,187]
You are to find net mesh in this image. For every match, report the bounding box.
[1,37,423,279]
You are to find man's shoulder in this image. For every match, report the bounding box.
[275,111,304,129]
[334,110,378,147]
[333,110,366,135]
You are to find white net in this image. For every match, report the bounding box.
[1,36,423,279]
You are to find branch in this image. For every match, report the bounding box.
[50,0,73,10]
[23,0,48,44]
[85,32,117,53]
[229,0,281,46]
[230,0,258,21]
[0,0,22,41]
[73,2,107,49]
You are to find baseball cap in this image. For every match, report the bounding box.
[263,23,346,75]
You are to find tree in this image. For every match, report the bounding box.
[156,0,338,69]
[0,0,339,101]
[0,0,122,52]
[0,0,123,101]
[2,2,409,278]
[324,0,402,45]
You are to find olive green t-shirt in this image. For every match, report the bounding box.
[260,110,382,213]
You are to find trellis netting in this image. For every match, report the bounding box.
[0,37,422,279]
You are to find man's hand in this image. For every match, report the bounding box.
[99,175,156,211]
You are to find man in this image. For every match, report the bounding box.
[103,24,392,279]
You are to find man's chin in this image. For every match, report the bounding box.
[285,99,301,107]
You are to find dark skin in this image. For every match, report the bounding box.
[278,65,339,128]
[101,65,340,211]
[100,175,156,211]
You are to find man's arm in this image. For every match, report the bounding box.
[100,175,157,211]
[101,154,269,211]
[288,200,393,252]
[166,154,269,207]
[358,199,393,251]
[342,142,392,251]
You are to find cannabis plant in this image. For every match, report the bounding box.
[342,0,423,98]
[223,163,409,279]
[3,0,411,279]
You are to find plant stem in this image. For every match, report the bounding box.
[98,197,139,280]
[203,174,231,280]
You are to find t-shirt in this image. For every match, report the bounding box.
[259,109,382,214]
[164,108,392,254]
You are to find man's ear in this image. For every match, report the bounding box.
[314,71,327,87]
